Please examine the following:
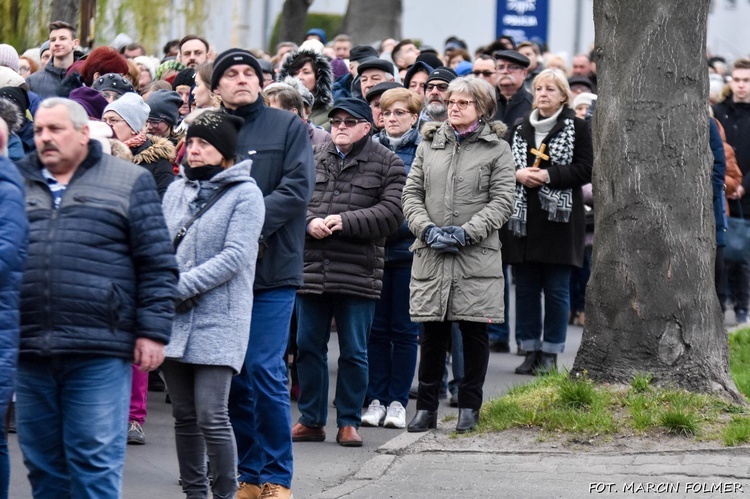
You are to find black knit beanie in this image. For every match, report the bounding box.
[211,49,264,91]
[172,68,196,90]
[186,111,244,160]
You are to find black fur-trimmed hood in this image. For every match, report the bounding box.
[0,97,24,133]
[277,49,333,111]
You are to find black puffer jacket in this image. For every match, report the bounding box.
[277,49,334,127]
[15,141,178,359]
[300,137,406,299]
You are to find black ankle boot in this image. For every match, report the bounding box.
[515,350,541,375]
[533,353,558,375]
[456,408,479,433]
[407,410,437,432]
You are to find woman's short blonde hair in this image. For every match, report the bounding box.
[446,76,498,121]
[531,69,574,110]
[379,88,422,115]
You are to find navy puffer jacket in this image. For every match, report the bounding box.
[15,142,178,359]
[0,156,28,416]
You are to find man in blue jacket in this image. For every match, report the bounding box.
[0,118,27,499]
[212,49,314,499]
[14,98,177,498]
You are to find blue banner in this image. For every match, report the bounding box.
[496,0,549,46]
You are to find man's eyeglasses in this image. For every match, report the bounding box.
[472,70,496,77]
[447,99,475,110]
[424,83,449,92]
[330,118,368,128]
[382,110,410,118]
[496,64,523,72]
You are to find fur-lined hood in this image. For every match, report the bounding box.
[132,134,176,165]
[420,120,508,144]
[277,49,333,111]
[0,97,24,133]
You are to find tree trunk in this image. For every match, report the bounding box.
[278,0,313,45]
[571,0,741,401]
[342,0,401,46]
[50,0,79,27]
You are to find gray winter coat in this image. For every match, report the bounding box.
[25,61,68,98]
[402,120,515,323]
[162,160,265,373]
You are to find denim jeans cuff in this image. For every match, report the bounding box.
[542,342,565,354]
[520,339,542,351]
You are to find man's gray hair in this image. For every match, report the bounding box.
[39,98,89,130]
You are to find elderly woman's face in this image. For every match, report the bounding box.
[447,90,480,131]
[102,110,136,142]
[187,137,224,167]
[534,78,566,117]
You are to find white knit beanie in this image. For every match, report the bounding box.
[0,44,19,73]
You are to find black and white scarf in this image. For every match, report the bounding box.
[508,116,576,237]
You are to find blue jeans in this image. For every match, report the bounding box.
[515,262,573,354]
[488,265,511,343]
[367,265,419,407]
[162,362,237,499]
[16,356,131,499]
[229,287,295,488]
[296,293,376,428]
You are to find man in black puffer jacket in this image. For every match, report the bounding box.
[294,98,405,448]
[14,98,177,498]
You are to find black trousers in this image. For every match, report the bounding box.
[417,321,489,411]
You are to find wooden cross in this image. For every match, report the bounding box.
[530,143,549,168]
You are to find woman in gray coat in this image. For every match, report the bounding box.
[402,77,515,434]
[161,111,265,499]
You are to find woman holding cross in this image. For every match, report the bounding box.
[501,68,593,375]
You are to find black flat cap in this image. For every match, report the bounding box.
[349,45,379,63]
[328,97,374,124]
[365,81,403,103]
[357,58,395,76]
[492,50,530,68]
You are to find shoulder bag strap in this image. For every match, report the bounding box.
[173,183,234,250]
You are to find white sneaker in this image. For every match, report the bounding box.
[383,401,406,429]
[361,400,387,427]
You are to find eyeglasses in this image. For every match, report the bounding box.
[102,118,124,126]
[424,83,449,92]
[330,118,367,128]
[497,64,523,72]
[382,110,410,118]
[146,118,165,127]
[447,99,475,110]
[19,66,30,74]
[472,70,496,77]
[100,91,121,101]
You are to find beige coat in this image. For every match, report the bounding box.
[402,120,515,323]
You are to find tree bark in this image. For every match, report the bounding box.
[50,0,79,27]
[571,0,742,401]
[278,0,313,45]
[342,0,401,46]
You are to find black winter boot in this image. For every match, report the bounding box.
[456,409,480,433]
[515,351,541,375]
[533,353,558,375]
[407,410,437,432]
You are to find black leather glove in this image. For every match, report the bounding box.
[175,296,199,314]
[441,226,471,247]
[423,226,459,253]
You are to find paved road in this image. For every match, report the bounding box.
[8,304,584,498]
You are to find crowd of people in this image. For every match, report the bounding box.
[0,18,739,499]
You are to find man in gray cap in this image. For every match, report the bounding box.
[293,97,405,449]
[332,45,379,101]
[357,58,395,98]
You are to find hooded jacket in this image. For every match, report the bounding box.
[0,97,25,161]
[131,135,177,199]
[402,120,515,323]
[278,50,333,127]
